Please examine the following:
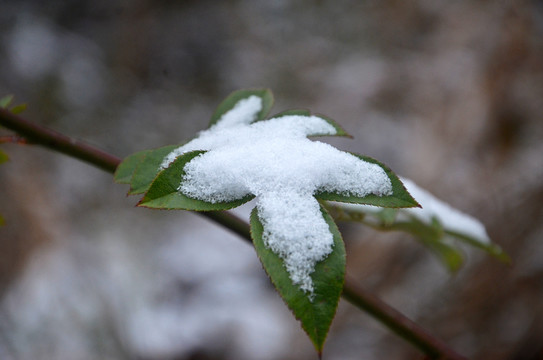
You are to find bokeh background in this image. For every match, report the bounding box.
[1,1,543,359]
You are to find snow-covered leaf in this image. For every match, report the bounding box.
[315,155,418,208]
[137,90,414,294]
[117,89,419,354]
[325,177,510,270]
[271,110,350,137]
[150,105,413,294]
[397,178,509,262]
[139,150,255,210]
[250,206,344,353]
[209,89,273,127]
[271,109,311,118]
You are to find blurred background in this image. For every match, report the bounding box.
[1,0,543,359]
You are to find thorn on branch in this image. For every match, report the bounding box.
[0,135,32,145]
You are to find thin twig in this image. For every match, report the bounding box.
[0,108,119,173]
[0,108,467,360]
[342,275,467,360]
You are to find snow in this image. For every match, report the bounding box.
[257,192,333,293]
[161,95,393,296]
[337,178,491,244]
[212,95,263,130]
[398,178,490,244]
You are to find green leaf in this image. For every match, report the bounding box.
[377,208,399,226]
[10,104,27,114]
[271,110,351,137]
[315,155,419,208]
[314,114,351,137]
[250,205,345,353]
[209,89,274,127]
[390,219,464,272]
[0,214,4,226]
[424,239,464,272]
[271,109,312,118]
[396,215,509,266]
[0,95,14,108]
[324,203,467,271]
[139,150,254,210]
[446,230,511,263]
[0,150,9,164]
[326,199,508,271]
[128,145,178,195]
[114,149,150,184]
[0,95,26,113]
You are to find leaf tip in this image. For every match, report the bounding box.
[315,113,352,138]
[0,94,14,108]
[136,197,151,208]
[492,245,512,265]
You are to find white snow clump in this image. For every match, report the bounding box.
[398,178,490,244]
[161,95,393,296]
[339,177,490,244]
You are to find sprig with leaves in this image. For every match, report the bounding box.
[0,90,503,359]
[115,89,419,352]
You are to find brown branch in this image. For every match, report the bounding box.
[0,108,119,173]
[342,275,467,359]
[0,108,467,360]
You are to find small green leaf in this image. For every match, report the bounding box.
[0,95,14,108]
[0,150,9,164]
[316,155,419,208]
[250,205,345,353]
[446,230,511,263]
[312,114,350,137]
[391,219,464,272]
[0,95,26,113]
[139,150,254,210]
[0,214,4,226]
[209,89,274,127]
[424,239,464,272]
[10,103,27,114]
[379,208,399,226]
[114,149,150,184]
[128,145,178,195]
